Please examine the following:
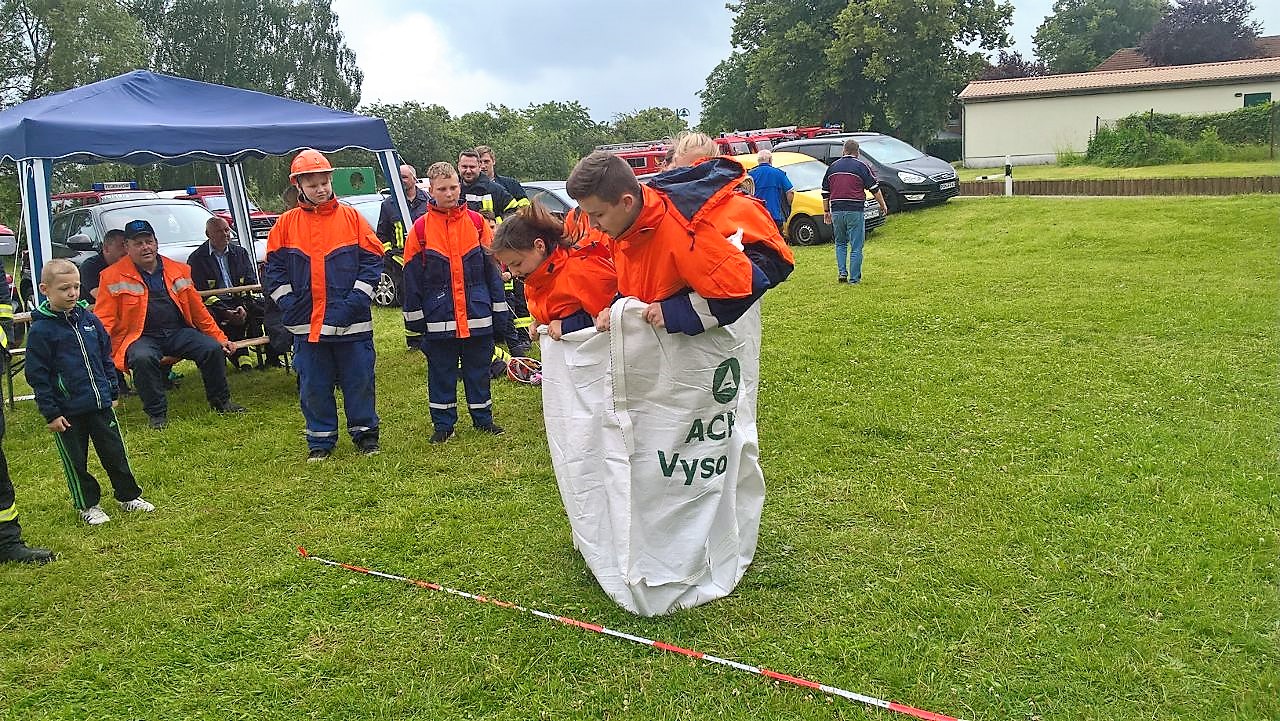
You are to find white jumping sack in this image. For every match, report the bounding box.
[539,298,765,616]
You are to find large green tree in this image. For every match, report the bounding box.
[728,0,860,127]
[1033,0,1168,73]
[1139,0,1261,66]
[831,0,1010,148]
[129,0,362,111]
[0,0,146,107]
[697,52,767,133]
[611,107,688,143]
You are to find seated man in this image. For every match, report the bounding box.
[95,220,247,429]
[188,217,272,369]
[78,229,127,302]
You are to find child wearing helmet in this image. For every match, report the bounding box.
[490,200,617,343]
[263,149,385,461]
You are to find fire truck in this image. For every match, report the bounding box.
[595,141,671,176]
[597,125,847,177]
[163,185,279,247]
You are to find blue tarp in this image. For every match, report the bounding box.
[0,70,396,164]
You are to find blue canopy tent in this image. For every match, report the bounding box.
[0,70,411,301]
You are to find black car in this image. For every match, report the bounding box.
[772,132,958,213]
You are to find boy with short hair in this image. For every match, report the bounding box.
[402,162,509,444]
[25,259,153,526]
[565,150,792,335]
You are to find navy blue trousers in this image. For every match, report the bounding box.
[293,338,379,451]
[422,335,495,430]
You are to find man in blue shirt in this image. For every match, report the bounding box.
[822,139,889,284]
[747,150,794,232]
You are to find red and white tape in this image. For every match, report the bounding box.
[297,547,966,721]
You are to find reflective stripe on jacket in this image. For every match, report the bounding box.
[263,197,384,343]
[96,257,228,370]
[401,205,509,341]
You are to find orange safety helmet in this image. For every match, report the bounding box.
[289,149,333,182]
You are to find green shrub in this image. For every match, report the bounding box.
[1188,128,1229,163]
[1116,103,1275,145]
[1086,125,1189,166]
[925,138,962,162]
[1056,149,1087,166]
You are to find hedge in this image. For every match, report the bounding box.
[1114,103,1277,145]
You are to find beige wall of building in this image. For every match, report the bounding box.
[963,80,1279,167]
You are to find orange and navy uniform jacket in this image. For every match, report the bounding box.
[522,241,617,335]
[401,204,509,341]
[96,257,228,371]
[263,197,384,343]
[614,157,794,335]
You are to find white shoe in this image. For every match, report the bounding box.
[119,497,156,513]
[80,505,111,525]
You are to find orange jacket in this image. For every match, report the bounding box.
[523,242,617,328]
[263,198,385,343]
[96,257,227,370]
[612,184,756,303]
[402,205,508,340]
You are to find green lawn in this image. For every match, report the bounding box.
[962,159,1279,181]
[2,195,1277,720]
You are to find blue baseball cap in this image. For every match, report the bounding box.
[124,219,155,239]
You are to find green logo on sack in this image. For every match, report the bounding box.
[712,358,741,403]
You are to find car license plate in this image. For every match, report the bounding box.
[939,181,957,190]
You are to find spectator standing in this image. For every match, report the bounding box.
[189,217,267,370]
[26,259,155,526]
[747,150,794,232]
[475,145,529,210]
[402,162,509,444]
[458,150,515,219]
[376,164,430,349]
[95,220,247,429]
[821,138,888,284]
[78,229,127,302]
[0,269,54,561]
[264,149,384,461]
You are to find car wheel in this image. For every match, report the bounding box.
[788,215,822,246]
[883,188,903,214]
[373,270,399,307]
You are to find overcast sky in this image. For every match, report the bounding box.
[332,1,1280,124]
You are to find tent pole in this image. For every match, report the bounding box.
[377,150,412,232]
[218,162,258,265]
[17,159,54,307]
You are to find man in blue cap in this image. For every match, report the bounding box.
[95,219,247,429]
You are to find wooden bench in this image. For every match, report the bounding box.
[4,284,288,408]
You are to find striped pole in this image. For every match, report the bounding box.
[297,548,966,721]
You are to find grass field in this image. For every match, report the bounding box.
[2,195,1277,720]
[962,159,1279,181]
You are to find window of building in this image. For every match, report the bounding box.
[1243,92,1271,107]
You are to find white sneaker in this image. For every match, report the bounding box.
[119,497,156,513]
[80,505,111,525]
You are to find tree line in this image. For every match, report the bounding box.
[700,0,1267,150]
[0,0,1270,224]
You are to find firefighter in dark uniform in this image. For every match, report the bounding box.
[375,163,430,349]
[0,272,55,564]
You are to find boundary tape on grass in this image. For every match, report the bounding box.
[297,547,966,721]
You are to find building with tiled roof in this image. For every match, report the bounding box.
[958,57,1280,167]
[1092,36,1280,72]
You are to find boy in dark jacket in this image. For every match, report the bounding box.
[25,260,153,526]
